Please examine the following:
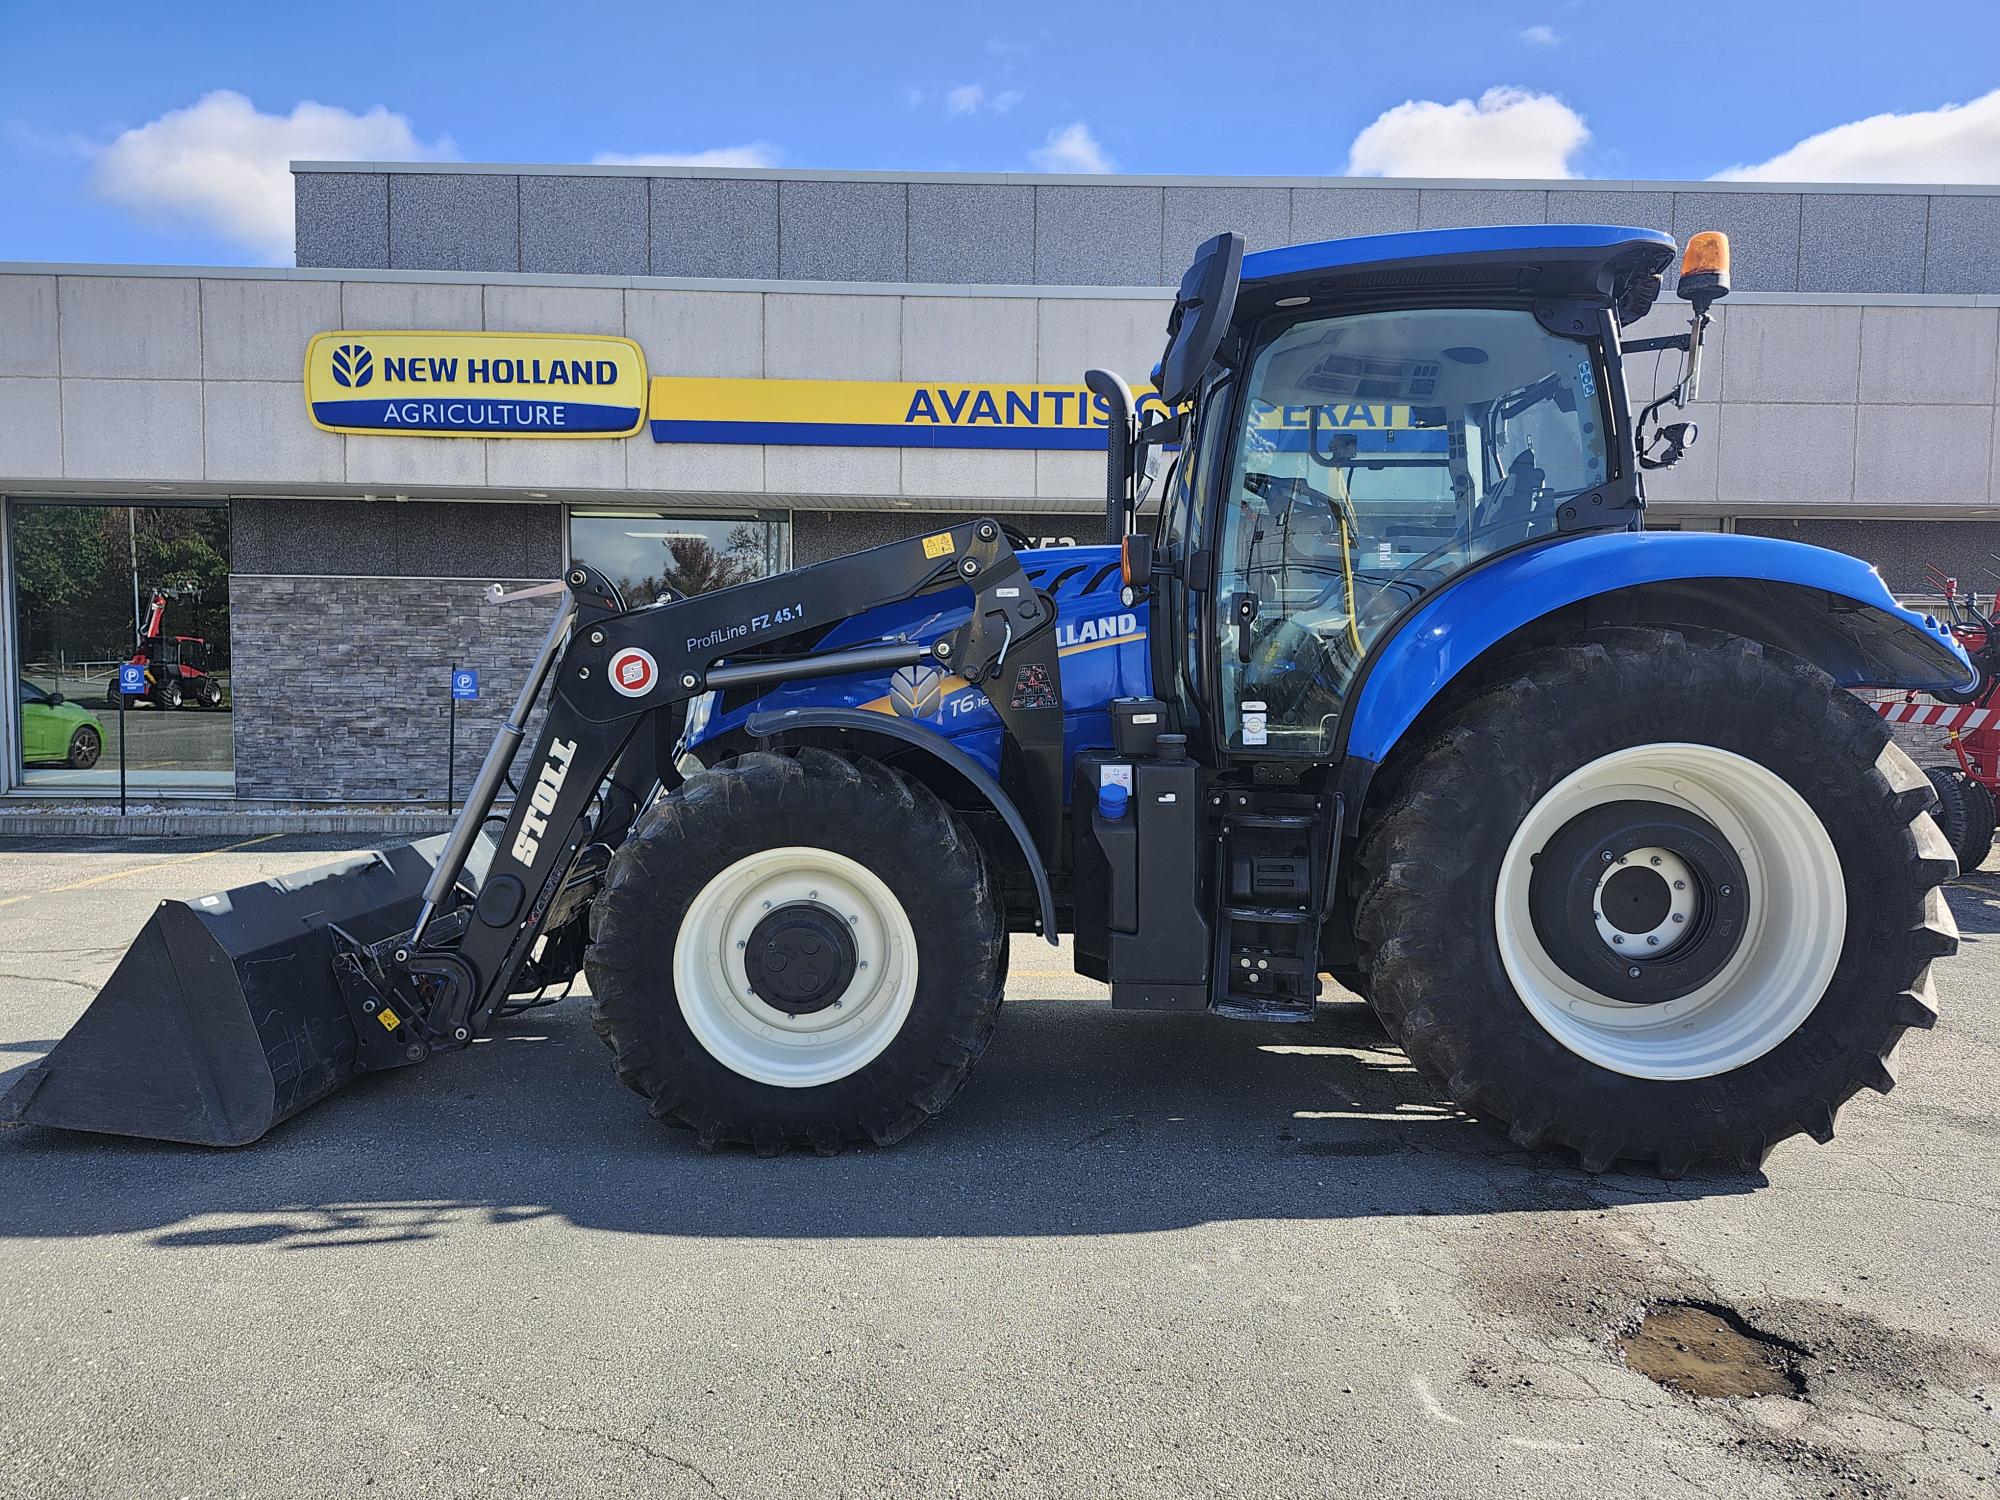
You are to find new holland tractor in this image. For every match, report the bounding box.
[5,224,1974,1176]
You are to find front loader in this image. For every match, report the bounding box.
[6,222,1978,1175]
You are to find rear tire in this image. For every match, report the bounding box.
[156,679,182,710]
[1956,773,1994,873]
[1353,628,1955,1176]
[1923,767,1992,875]
[587,747,1005,1155]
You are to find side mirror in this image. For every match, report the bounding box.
[48,691,65,706]
[1159,232,1244,408]
[1121,533,1154,589]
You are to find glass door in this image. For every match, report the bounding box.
[10,501,233,792]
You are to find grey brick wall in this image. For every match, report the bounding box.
[295,166,2000,294]
[232,498,562,578]
[231,575,550,801]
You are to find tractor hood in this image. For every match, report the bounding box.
[682,544,1151,781]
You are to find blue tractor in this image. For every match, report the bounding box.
[7,225,1974,1176]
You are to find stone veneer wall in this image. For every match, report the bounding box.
[230,577,554,802]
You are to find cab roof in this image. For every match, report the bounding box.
[1236,223,1677,326]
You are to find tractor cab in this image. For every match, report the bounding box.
[1127,225,1676,760]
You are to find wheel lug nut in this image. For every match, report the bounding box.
[1671,913,1685,924]
[1601,851,1614,862]
[1650,856,1662,866]
[1646,936,1660,946]
[1613,935,1625,945]
[1720,885,1733,896]
[1673,880,1686,890]
[1627,967,1641,979]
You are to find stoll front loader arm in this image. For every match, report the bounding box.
[3,520,1064,1146]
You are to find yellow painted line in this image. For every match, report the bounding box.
[0,833,283,910]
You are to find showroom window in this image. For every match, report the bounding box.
[568,512,789,604]
[8,500,233,792]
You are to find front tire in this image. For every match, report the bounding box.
[67,726,101,769]
[588,748,1006,1155]
[1354,628,1956,1176]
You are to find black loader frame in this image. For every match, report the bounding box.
[333,517,1066,1076]
[2,519,1065,1146]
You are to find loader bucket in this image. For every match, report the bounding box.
[1,835,481,1147]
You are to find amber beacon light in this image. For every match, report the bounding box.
[1677,231,1732,311]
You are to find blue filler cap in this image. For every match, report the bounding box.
[1099,781,1130,820]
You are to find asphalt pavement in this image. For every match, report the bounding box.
[0,835,1996,1499]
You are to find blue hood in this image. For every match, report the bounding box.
[683,544,1153,783]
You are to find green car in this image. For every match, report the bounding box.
[19,679,104,769]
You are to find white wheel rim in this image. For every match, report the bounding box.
[1495,743,1845,1080]
[673,846,918,1088]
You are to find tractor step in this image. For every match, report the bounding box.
[1209,798,1331,1022]
[1222,903,1313,925]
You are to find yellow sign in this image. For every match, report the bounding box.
[306,331,648,438]
[647,376,1428,453]
[921,531,956,559]
[649,377,1176,451]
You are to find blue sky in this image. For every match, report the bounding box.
[4,0,1999,265]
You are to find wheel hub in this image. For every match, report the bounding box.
[1528,800,1750,1005]
[742,903,858,1016]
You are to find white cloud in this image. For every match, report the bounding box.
[1713,87,2000,183]
[1031,121,1113,174]
[592,144,782,168]
[1519,24,1559,45]
[945,83,1022,116]
[90,89,454,262]
[1345,86,1589,178]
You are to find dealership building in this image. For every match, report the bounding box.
[1,162,1997,804]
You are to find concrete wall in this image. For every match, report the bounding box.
[3,263,1996,520]
[0,265,1166,513]
[296,164,2000,296]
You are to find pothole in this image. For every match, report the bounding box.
[1618,1301,1808,1399]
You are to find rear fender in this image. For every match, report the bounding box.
[1343,531,1977,767]
[743,707,1059,945]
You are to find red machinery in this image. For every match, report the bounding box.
[106,590,224,711]
[1871,565,1998,871]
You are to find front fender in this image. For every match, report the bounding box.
[1343,531,1976,765]
[744,707,1060,945]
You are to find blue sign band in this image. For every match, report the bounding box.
[314,399,640,434]
[650,419,1446,454]
[650,419,1108,450]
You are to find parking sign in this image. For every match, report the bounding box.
[451,668,479,700]
[118,663,146,696]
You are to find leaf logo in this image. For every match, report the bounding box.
[330,343,374,388]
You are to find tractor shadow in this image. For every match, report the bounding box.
[0,986,1755,1251]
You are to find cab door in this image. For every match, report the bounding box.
[1206,304,1616,757]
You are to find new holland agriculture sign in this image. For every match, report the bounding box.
[304,332,648,438]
